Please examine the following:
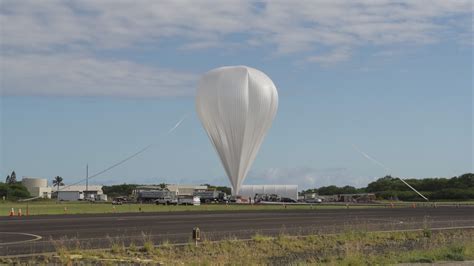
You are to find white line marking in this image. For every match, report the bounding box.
[0,232,42,246]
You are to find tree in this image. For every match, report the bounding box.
[9,171,17,184]
[102,184,137,198]
[0,182,31,200]
[317,185,341,195]
[215,186,231,195]
[5,171,17,185]
[52,176,64,191]
[0,183,8,198]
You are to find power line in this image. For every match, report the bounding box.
[56,115,188,192]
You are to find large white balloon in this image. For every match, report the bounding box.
[196,66,278,194]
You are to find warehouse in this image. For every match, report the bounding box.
[56,185,106,201]
[238,185,298,201]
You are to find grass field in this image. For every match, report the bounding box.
[0,201,384,216]
[3,228,473,264]
[1,200,472,216]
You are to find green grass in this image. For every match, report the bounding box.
[5,229,473,265]
[1,199,472,216]
[0,200,386,216]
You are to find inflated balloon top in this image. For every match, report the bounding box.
[196,66,278,195]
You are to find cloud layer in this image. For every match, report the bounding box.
[1,54,197,97]
[1,0,471,97]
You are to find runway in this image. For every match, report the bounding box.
[1,207,473,256]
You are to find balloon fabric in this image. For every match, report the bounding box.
[196,66,278,195]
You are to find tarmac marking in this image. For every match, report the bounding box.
[0,232,42,246]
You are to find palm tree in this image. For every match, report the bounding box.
[53,176,64,192]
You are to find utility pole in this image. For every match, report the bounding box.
[86,164,89,200]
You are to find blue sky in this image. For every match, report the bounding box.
[1,1,472,189]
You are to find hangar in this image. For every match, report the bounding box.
[56,185,106,201]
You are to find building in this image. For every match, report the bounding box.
[166,184,208,196]
[22,177,52,198]
[238,185,298,201]
[56,185,106,201]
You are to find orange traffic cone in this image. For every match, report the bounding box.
[18,208,22,217]
[9,208,15,216]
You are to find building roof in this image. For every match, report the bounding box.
[56,185,103,192]
[166,184,208,190]
[240,185,298,190]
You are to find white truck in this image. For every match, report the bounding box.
[177,195,201,206]
[155,196,178,205]
[155,195,200,206]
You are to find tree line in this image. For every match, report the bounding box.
[302,173,474,201]
[3,171,473,201]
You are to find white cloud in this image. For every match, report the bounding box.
[0,0,253,53]
[2,0,470,54]
[1,54,197,97]
[1,0,471,97]
[307,47,351,65]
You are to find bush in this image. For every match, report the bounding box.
[102,184,137,198]
[0,182,31,200]
[431,188,474,200]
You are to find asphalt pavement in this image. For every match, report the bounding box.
[1,206,473,256]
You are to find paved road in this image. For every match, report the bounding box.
[1,207,473,256]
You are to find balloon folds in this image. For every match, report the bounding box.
[196,66,278,195]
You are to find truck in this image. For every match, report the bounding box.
[193,190,228,203]
[155,195,178,205]
[155,195,200,206]
[254,193,281,203]
[305,198,322,203]
[112,196,129,205]
[136,189,176,203]
[177,195,201,206]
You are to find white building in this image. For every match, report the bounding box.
[56,185,106,201]
[238,185,298,201]
[22,177,52,198]
[166,184,208,196]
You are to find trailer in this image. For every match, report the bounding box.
[136,189,176,203]
[193,190,228,203]
[154,194,200,206]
